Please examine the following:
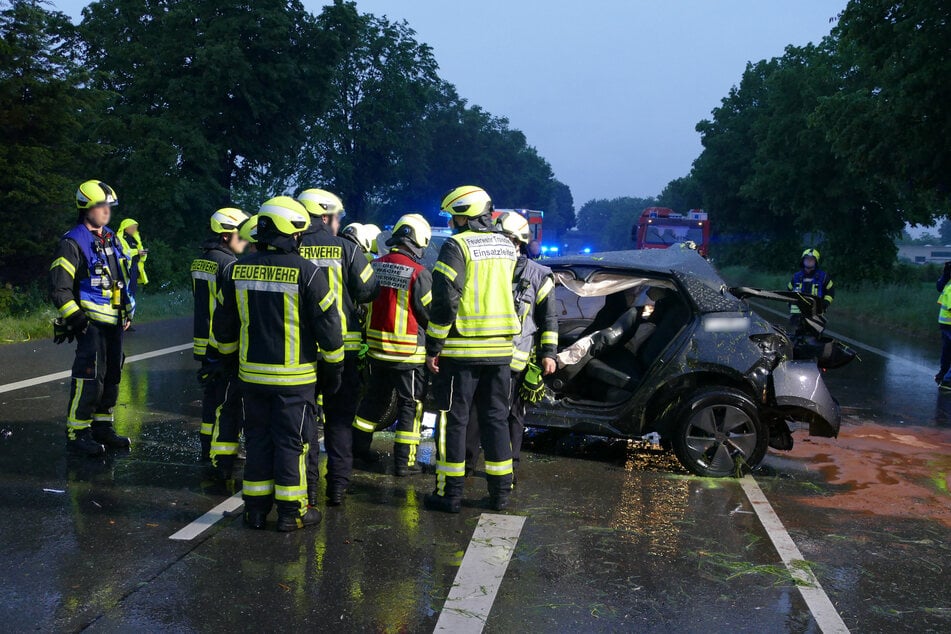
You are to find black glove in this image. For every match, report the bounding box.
[197,356,236,386]
[319,361,344,396]
[52,318,72,344]
[67,312,88,335]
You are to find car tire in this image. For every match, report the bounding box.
[671,387,766,477]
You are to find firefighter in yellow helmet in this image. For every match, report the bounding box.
[424,186,520,512]
[788,248,834,332]
[297,188,379,506]
[211,197,345,531]
[465,211,558,484]
[352,214,434,476]
[191,207,249,466]
[238,214,259,253]
[49,180,135,456]
[116,218,148,301]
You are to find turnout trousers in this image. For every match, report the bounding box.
[353,360,425,469]
[209,378,243,469]
[432,360,513,501]
[241,383,315,518]
[66,322,124,438]
[466,369,526,472]
[314,353,361,491]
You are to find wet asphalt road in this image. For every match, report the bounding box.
[0,316,948,632]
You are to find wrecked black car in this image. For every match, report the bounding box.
[531,248,842,477]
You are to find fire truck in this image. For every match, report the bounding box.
[632,207,710,257]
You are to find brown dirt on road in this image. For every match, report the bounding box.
[786,422,951,527]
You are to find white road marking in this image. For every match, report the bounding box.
[169,492,244,541]
[751,302,932,375]
[434,513,526,633]
[0,343,192,395]
[740,475,850,633]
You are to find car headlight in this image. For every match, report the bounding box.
[749,333,789,368]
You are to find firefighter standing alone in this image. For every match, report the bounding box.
[352,214,434,477]
[296,188,379,506]
[49,180,135,456]
[211,197,345,532]
[425,186,520,513]
[788,248,834,331]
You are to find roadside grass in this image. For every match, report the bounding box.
[0,288,192,345]
[719,265,938,339]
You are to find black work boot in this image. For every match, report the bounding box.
[395,462,422,477]
[243,509,267,530]
[276,507,322,532]
[67,428,105,456]
[91,423,131,450]
[424,492,461,513]
[489,494,510,512]
[326,486,345,507]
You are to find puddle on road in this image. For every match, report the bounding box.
[782,422,951,527]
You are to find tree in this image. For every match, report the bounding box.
[656,175,703,212]
[0,0,101,278]
[79,0,352,242]
[545,180,576,237]
[816,0,951,216]
[577,196,656,251]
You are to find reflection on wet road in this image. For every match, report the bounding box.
[0,317,947,632]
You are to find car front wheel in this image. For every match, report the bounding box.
[671,387,766,477]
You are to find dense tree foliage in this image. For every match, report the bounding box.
[576,197,657,251]
[0,0,102,278]
[652,0,950,281]
[0,0,570,286]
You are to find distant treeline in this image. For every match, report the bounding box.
[579,0,949,282]
[0,0,575,286]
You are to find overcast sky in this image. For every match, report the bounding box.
[53,0,847,208]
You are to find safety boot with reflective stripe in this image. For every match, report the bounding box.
[276,507,322,532]
[66,428,105,456]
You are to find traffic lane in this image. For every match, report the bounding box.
[0,316,191,386]
[85,441,818,633]
[757,422,951,633]
[0,350,222,631]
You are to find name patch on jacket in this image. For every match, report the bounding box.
[232,265,299,283]
[191,260,218,274]
[372,261,414,290]
[464,235,517,261]
[300,246,343,261]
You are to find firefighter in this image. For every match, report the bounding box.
[191,207,249,465]
[935,262,951,388]
[296,188,379,506]
[239,214,259,253]
[352,214,433,477]
[50,180,135,456]
[211,196,345,531]
[788,248,834,331]
[465,212,558,483]
[116,218,148,300]
[424,186,520,513]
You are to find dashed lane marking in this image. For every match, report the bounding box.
[434,513,526,633]
[0,343,192,395]
[169,492,244,541]
[740,475,850,633]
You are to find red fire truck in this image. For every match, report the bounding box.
[632,207,710,257]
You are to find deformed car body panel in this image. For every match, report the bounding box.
[770,360,841,437]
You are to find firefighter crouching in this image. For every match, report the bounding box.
[50,180,135,456]
[466,212,558,484]
[352,214,434,477]
[425,186,520,513]
[191,208,250,465]
[211,197,345,532]
[296,188,379,507]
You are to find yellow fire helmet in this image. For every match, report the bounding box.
[238,214,259,243]
[297,188,346,218]
[258,196,311,236]
[388,214,432,249]
[440,186,493,218]
[802,248,820,263]
[209,207,250,235]
[495,211,531,244]
[76,180,118,209]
